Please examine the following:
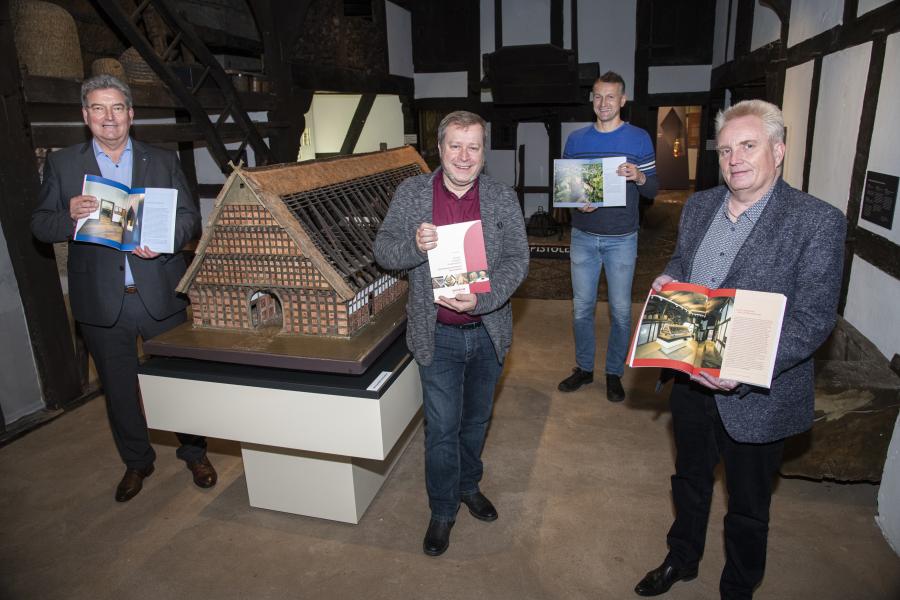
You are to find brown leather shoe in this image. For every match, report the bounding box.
[186,456,217,488]
[115,464,154,502]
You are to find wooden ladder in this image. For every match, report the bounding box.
[93,0,271,173]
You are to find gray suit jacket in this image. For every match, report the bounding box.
[374,170,529,367]
[31,139,201,327]
[664,178,846,443]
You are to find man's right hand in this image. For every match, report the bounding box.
[416,222,438,253]
[651,273,675,292]
[69,195,98,221]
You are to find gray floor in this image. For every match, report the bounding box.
[1,299,898,600]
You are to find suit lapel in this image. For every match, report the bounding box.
[724,178,787,283]
[684,191,723,281]
[477,178,501,267]
[78,141,102,178]
[131,140,149,188]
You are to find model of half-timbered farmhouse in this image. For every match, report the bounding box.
[177,146,429,337]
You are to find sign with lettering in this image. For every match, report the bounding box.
[861,171,898,229]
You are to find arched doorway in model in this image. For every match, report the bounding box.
[249,290,283,331]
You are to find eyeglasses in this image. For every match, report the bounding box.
[88,104,128,116]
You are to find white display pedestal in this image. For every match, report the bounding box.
[138,343,421,523]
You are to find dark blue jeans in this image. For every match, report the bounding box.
[418,323,503,522]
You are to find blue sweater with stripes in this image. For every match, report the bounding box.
[563,122,658,235]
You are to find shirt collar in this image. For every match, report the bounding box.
[92,137,132,160]
[722,182,776,223]
[438,168,479,201]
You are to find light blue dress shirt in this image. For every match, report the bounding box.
[93,138,135,286]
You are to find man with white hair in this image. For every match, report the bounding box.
[635,100,846,599]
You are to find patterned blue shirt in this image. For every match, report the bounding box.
[689,184,775,288]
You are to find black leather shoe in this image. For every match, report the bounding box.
[634,561,698,596]
[115,464,154,502]
[186,456,217,488]
[423,519,454,556]
[461,491,498,522]
[558,367,593,392]
[606,373,626,402]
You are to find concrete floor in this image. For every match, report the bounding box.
[1,299,898,600]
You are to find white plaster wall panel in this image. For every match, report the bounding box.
[563,0,572,49]
[0,228,44,424]
[480,0,495,80]
[355,96,404,153]
[385,1,413,78]
[788,0,843,47]
[503,0,551,46]
[483,125,517,186]
[808,42,871,214]
[648,65,712,94]
[311,94,360,152]
[844,255,900,360]
[712,0,731,67]
[876,414,900,555]
[413,72,468,99]
[519,122,549,217]
[859,0,893,16]
[750,3,781,50]
[577,0,636,90]
[858,31,900,244]
[781,60,814,189]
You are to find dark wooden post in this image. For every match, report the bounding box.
[0,7,81,408]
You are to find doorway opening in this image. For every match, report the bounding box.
[655,105,702,189]
[249,290,283,331]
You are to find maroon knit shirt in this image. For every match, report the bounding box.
[432,172,482,325]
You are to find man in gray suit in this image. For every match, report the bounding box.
[31,75,216,502]
[634,100,846,598]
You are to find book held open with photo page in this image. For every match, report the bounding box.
[427,219,490,302]
[628,282,787,388]
[74,174,178,253]
[552,157,627,208]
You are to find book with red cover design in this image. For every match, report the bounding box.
[627,282,786,388]
[427,219,491,302]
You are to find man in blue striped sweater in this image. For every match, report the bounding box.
[558,71,658,402]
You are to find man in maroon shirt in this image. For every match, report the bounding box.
[374,111,529,556]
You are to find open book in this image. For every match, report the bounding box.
[427,220,491,302]
[552,157,626,208]
[628,282,787,388]
[74,175,178,253]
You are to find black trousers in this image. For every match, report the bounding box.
[80,293,206,469]
[665,379,784,600]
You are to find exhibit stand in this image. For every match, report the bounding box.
[138,336,422,523]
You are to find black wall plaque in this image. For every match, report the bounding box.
[861,171,898,229]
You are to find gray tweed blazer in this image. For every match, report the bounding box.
[664,178,846,443]
[374,170,529,367]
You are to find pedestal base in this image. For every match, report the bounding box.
[138,337,421,522]
[241,413,418,523]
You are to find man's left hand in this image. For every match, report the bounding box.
[132,245,160,259]
[617,162,646,185]
[437,293,477,313]
[692,371,739,392]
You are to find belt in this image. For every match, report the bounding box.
[124,285,138,294]
[439,321,482,329]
